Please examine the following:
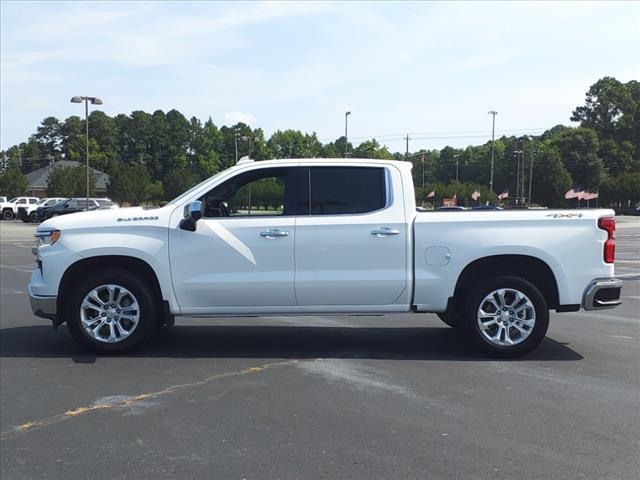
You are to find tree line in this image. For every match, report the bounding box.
[1,76,638,207]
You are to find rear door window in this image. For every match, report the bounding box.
[309,167,386,215]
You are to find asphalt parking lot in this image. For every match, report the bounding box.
[1,218,638,480]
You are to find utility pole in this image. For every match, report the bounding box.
[422,154,425,188]
[454,154,460,182]
[234,128,240,163]
[404,134,410,162]
[514,150,521,199]
[344,111,351,158]
[520,135,527,203]
[528,144,535,206]
[488,110,497,192]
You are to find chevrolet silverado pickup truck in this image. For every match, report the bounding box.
[2,196,39,220]
[28,158,622,357]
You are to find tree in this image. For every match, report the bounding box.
[190,117,221,179]
[352,139,394,160]
[35,116,63,163]
[107,163,153,205]
[571,77,633,139]
[162,167,199,200]
[47,165,95,198]
[529,143,572,207]
[61,116,86,162]
[0,167,28,197]
[551,127,604,189]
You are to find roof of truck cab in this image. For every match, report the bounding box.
[240,158,413,170]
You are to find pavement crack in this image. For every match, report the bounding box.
[1,359,301,440]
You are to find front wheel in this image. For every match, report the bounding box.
[462,276,549,358]
[29,212,38,222]
[65,269,159,354]
[2,209,14,220]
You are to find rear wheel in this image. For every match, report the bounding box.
[462,275,548,358]
[65,269,159,354]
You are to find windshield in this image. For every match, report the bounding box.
[8,197,17,203]
[167,170,229,206]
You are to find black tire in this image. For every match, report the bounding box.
[461,275,549,358]
[29,212,38,222]
[437,311,461,330]
[64,268,159,354]
[2,209,14,220]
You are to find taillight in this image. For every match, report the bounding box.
[598,217,615,264]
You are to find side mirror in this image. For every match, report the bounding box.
[180,201,203,231]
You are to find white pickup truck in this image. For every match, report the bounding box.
[28,158,622,357]
[1,196,39,220]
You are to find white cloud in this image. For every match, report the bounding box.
[225,111,257,125]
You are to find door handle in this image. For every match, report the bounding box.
[260,229,289,239]
[371,227,400,237]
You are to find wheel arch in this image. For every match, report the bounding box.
[453,254,560,310]
[58,255,167,324]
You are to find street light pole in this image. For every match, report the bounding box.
[70,96,103,211]
[344,111,351,158]
[488,110,497,192]
[528,145,535,206]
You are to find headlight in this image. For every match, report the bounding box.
[34,230,61,250]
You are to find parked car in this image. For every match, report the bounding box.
[95,198,118,210]
[38,198,100,220]
[0,196,7,203]
[29,158,621,357]
[18,198,66,223]
[1,196,39,220]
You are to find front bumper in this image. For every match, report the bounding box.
[28,284,57,320]
[582,278,623,310]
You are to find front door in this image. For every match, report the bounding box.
[169,166,304,312]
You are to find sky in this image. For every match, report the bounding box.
[1,1,638,152]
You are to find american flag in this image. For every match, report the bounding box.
[498,189,509,200]
[583,191,599,201]
[427,190,435,198]
[565,187,584,199]
[471,190,481,201]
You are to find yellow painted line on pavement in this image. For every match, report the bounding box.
[1,359,302,440]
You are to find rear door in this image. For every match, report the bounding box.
[294,165,408,306]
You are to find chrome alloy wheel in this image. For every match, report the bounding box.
[476,288,536,346]
[80,284,140,343]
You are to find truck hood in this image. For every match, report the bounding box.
[38,206,174,232]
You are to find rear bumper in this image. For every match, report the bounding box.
[28,284,57,320]
[582,278,623,310]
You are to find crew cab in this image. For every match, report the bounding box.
[17,198,65,223]
[28,159,622,357]
[1,196,39,220]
